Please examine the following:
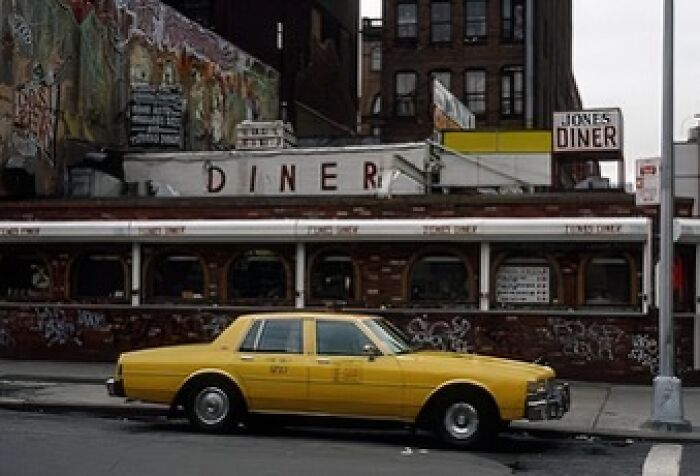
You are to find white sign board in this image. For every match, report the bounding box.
[495,266,550,303]
[635,158,660,206]
[124,145,427,197]
[553,109,622,153]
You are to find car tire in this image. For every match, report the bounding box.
[433,392,497,449]
[186,381,241,433]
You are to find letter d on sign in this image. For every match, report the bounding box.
[207,164,226,193]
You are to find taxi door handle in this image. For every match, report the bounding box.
[316,357,331,364]
[241,355,254,361]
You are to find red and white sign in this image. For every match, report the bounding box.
[635,158,660,206]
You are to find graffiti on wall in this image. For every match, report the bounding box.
[548,318,625,362]
[628,334,659,374]
[407,316,474,353]
[0,0,279,196]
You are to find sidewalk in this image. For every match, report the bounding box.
[1,359,700,441]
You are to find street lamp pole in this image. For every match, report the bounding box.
[650,0,690,431]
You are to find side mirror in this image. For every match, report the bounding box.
[362,343,381,361]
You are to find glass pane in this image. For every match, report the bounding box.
[370,47,382,71]
[466,70,485,92]
[432,72,451,90]
[0,255,50,299]
[311,253,355,300]
[229,250,286,300]
[257,320,302,353]
[585,257,631,304]
[316,321,373,356]
[151,255,204,299]
[465,0,487,37]
[396,73,416,94]
[365,318,411,354]
[239,320,261,352]
[397,4,417,38]
[431,2,450,22]
[73,254,125,298]
[410,255,471,302]
[432,24,451,42]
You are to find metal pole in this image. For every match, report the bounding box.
[650,0,690,430]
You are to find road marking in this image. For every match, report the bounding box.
[642,444,682,476]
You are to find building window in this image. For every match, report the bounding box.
[584,255,634,307]
[148,253,205,300]
[395,71,417,117]
[370,47,382,71]
[494,255,559,308]
[501,65,524,118]
[310,250,356,302]
[371,94,382,115]
[239,319,303,354]
[431,70,452,90]
[464,69,486,115]
[410,254,473,304]
[227,249,287,301]
[502,0,525,42]
[396,1,418,40]
[0,254,50,300]
[431,0,452,43]
[465,0,487,42]
[72,253,126,299]
[316,321,374,356]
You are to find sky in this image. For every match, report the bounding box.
[360,0,700,184]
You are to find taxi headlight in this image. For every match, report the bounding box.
[526,379,548,395]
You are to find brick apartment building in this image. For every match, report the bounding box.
[363,0,581,142]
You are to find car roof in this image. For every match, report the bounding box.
[240,312,381,321]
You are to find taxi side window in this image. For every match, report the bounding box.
[316,321,373,356]
[240,319,302,354]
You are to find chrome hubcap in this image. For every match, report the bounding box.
[194,387,229,425]
[444,402,479,440]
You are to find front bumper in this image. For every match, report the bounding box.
[106,378,126,398]
[525,382,570,420]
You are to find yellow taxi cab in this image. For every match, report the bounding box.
[107,312,569,448]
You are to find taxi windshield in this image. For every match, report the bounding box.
[365,318,413,354]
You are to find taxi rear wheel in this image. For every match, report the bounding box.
[433,393,497,448]
[186,382,241,433]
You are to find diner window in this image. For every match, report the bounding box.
[0,254,50,300]
[396,1,418,40]
[370,47,382,71]
[228,249,287,300]
[395,71,417,117]
[431,0,452,43]
[494,256,559,308]
[464,69,486,115]
[502,0,525,42]
[310,251,356,302]
[317,321,373,356]
[465,0,487,42]
[149,253,205,300]
[239,319,302,354]
[410,254,473,303]
[584,255,634,306]
[72,253,126,299]
[501,65,524,118]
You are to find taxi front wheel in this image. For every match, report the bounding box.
[434,393,497,448]
[186,382,241,433]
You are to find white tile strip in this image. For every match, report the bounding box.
[643,444,682,476]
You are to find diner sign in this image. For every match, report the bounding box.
[553,109,622,153]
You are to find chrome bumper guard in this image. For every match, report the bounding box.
[106,378,126,398]
[525,382,570,421]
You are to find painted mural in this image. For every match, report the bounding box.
[0,0,279,196]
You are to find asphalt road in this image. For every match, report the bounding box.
[0,409,678,476]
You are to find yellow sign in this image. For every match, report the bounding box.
[443,131,552,153]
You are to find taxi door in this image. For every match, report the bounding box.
[307,319,403,418]
[233,317,310,412]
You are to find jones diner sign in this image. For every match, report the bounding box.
[553,109,623,153]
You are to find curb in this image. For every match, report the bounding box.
[0,399,170,419]
[0,375,107,385]
[511,421,700,443]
